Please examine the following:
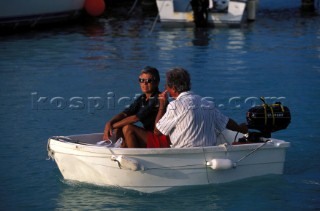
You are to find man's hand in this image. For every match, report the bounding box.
[226,119,248,134]
[158,90,168,109]
[103,122,113,140]
[238,123,248,134]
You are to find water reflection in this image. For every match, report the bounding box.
[55,176,285,210]
[56,182,141,210]
[83,21,106,37]
[226,29,246,51]
[192,28,210,46]
[154,26,249,89]
[55,182,227,210]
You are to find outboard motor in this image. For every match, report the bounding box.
[239,97,291,142]
[190,0,209,28]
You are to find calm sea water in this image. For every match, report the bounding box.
[1,1,319,210]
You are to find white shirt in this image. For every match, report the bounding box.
[156,91,229,148]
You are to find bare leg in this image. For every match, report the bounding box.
[108,128,121,141]
[121,125,148,148]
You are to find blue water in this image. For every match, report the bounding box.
[1,1,320,210]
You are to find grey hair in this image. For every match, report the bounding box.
[140,66,160,83]
[166,67,191,93]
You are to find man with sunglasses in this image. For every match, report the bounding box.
[155,67,248,148]
[103,66,170,148]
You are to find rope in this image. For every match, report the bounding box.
[234,132,240,143]
[270,106,275,126]
[47,136,75,160]
[234,140,270,166]
[143,163,204,171]
[149,13,159,35]
[185,2,191,11]
[128,0,139,16]
[150,0,166,35]
[261,97,276,127]
[202,147,210,183]
[263,104,267,126]
[47,138,54,160]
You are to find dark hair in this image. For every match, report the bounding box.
[166,67,191,93]
[140,66,160,83]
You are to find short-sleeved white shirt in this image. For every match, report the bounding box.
[156,91,229,148]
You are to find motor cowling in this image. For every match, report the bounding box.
[190,0,209,27]
[246,98,291,138]
[214,0,229,11]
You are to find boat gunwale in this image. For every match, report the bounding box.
[48,134,290,156]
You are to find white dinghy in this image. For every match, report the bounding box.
[48,100,291,193]
[48,130,290,193]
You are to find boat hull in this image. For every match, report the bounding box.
[48,130,290,193]
[156,0,247,26]
[0,0,85,29]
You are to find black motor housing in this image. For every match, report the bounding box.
[190,0,209,28]
[246,98,291,138]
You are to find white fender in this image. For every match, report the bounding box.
[111,155,141,171]
[206,159,234,170]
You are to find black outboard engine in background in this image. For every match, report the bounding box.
[190,0,209,28]
[239,97,291,143]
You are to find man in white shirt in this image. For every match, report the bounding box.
[155,67,248,148]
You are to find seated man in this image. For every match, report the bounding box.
[155,67,247,148]
[103,66,170,148]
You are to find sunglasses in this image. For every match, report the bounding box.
[138,78,155,83]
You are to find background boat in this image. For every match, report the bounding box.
[155,0,250,27]
[0,0,85,29]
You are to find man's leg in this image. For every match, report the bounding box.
[121,125,148,148]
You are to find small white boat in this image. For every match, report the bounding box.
[47,130,290,193]
[0,0,85,29]
[156,0,249,27]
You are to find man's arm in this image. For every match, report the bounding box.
[103,113,126,140]
[112,115,139,129]
[154,91,168,135]
[226,118,248,134]
[103,95,143,140]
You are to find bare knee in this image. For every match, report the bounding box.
[121,125,147,148]
[122,124,134,136]
[121,125,138,148]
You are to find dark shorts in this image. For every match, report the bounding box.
[146,132,171,148]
